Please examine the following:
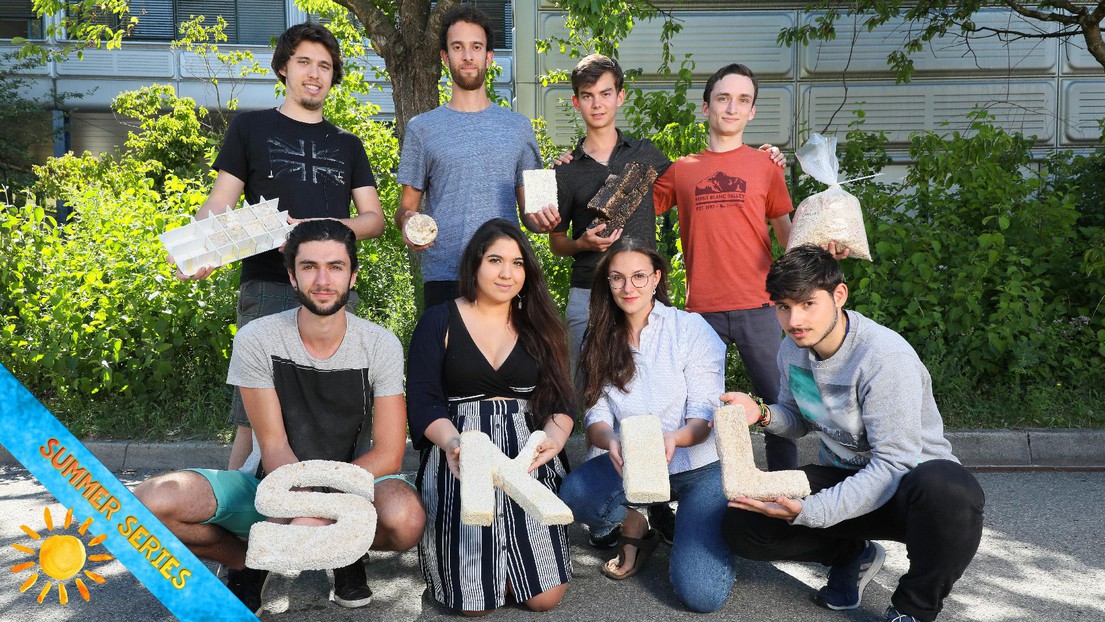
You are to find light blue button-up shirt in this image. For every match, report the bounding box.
[585,302,727,474]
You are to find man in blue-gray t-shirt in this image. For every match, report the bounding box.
[394,4,560,308]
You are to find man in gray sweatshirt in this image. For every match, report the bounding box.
[720,245,984,622]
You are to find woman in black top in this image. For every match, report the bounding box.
[407,219,575,614]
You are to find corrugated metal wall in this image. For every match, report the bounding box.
[528,6,1104,152]
[3,2,1102,157]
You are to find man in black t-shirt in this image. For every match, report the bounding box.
[550,55,672,385]
[173,23,386,473]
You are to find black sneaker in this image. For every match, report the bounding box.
[814,540,886,610]
[588,524,622,549]
[649,502,676,546]
[226,567,269,614]
[331,561,373,608]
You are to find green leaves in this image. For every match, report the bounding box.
[812,112,1105,409]
[779,1,1105,82]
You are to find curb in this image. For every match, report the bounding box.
[4,430,1105,472]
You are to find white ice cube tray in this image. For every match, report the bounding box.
[160,197,294,276]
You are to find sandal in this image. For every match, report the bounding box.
[602,528,661,580]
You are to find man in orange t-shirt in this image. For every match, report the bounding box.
[654,63,797,470]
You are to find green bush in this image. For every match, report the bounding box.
[0,170,238,436]
[795,112,1104,427]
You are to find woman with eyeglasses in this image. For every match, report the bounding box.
[558,237,735,613]
[407,218,575,615]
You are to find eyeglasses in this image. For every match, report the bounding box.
[607,272,652,290]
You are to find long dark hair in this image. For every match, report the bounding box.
[458,219,572,428]
[579,238,672,409]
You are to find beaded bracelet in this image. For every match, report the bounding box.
[750,394,771,427]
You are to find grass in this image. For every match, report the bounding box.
[44,383,236,442]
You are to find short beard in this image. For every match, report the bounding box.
[296,287,349,317]
[451,67,487,92]
[297,95,324,112]
[809,306,841,351]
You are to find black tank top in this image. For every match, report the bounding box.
[444,300,539,403]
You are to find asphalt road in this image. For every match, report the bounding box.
[1,466,1102,621]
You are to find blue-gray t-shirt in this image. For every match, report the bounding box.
[397,104,542,282]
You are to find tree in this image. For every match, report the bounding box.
[780,1,1105,82]
[298,0,459,144]
[0,53,54,192]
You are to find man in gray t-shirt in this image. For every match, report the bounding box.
[134,221,425,614]
[394,4,560,308]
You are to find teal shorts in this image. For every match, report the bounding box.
[186,469,414,539]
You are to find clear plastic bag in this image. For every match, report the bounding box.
[789,134,872,261]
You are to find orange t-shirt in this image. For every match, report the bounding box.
[654,146,793,313]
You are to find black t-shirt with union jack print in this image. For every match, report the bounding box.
[214,108,376,283]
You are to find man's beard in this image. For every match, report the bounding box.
[296,93,325,111]
[296,287,350,317]
[808,306,841,351]
[451,63,487,92]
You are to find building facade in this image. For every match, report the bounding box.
[2,1,1102,161]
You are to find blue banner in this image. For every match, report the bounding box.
[0,364,259,621]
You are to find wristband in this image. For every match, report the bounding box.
[750,395,771,427]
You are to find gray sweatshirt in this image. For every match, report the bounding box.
[765,310,957,529]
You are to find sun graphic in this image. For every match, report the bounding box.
[10,506,114,605]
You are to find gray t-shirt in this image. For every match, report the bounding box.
[227,308,405,471]
[397,104,542,282]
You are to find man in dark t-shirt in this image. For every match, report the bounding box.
[173,23,386,473]
[138,221,424,614]
[549,55,671,384]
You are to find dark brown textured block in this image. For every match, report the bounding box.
[586,162,658,237]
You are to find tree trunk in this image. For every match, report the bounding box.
[1083,19,1105,71]
[337,0,458,144]
[383,39,442,146]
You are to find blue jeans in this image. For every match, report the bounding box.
[560,457,735,613]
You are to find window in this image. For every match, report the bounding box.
[0,0,43,39]
[468,0,512,51]
[66,0,286,45]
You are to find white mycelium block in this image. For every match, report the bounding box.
[459,430,574,526]
[619,415,671,504]
[714,405,811,501]
[404,212,438,245]
[787,185,872,261]
[523,169,558,214]
[246,460,377,576]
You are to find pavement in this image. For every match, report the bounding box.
[1,433,1104,621]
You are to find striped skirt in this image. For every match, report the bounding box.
[417,398,572,611]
